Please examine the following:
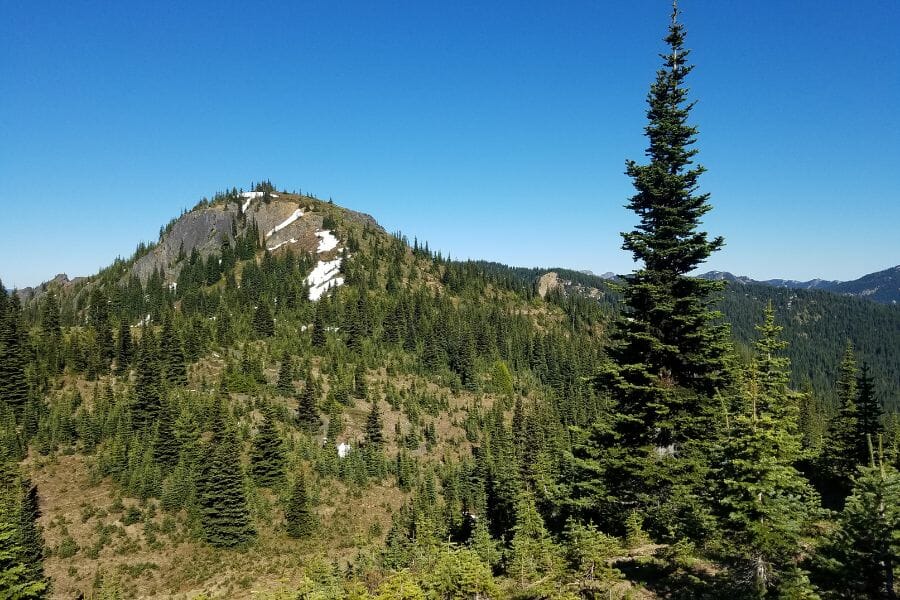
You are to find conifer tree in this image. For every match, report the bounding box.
[580,3,730,531]
[114,320,133,376]
[132,328,162,429]
[505,492,561,591]
[215,308,233,348]
[197,425,255,547]
[821,342,862,497]
[718,307,819,597]
[252,303,275,338]
[354,363,368,399]
[159,315,187,388]
[297,379,321,432]
[0,292,29,415]
[311,303,327,348]
[365,400,384,451]
[16,478,45,587]
[39,294,62,377]
[0,520,46,600]
[152,398,180,468]
[0,462,47,599]
[856,362,883,459]
[276,356,294,396]
[250,410,285,487]
[285,474,316,538]
[817,440,899,599]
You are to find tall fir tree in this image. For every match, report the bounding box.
[197,424,255,547]
[132,328,162,430]
[574,3,729,535]
[159,315,187,388]
[276,356,295,396]
[0,292,29,415]
[297,378,321,432]
[365,400,384,451]
[252,303,275,338]
[285,473,316,538]
[856,362,884,460]
[114,320,133,376]
[250,410,286,487]
[16,479,45,585]
[821,341,861,500]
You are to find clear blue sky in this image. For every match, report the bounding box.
[2,1,898,288]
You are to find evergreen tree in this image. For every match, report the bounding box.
[365,400,384,451]
[856,363,884,460]
[252,303,275,338]
[152,398,180,468]
[817,440,899,599]
[505,492,561,591]
[579,3,729,531]
[16,478,45,588]
[285,473,316,538]
[197,425,255,547]
[250,410,285,487]
[276,356,294,396]
[821,342,861,499]
[0,463,47,599]
[215,308,233,348]
[0,293,29,414]
[159,315,187,388]
[718,307,819,597]
[0,520,46,599]
[297,379,321,431]
[132,329,162,429]
[311,302,327,348]
[354,363,368,399]
[38,294,62,377]
[114,320,133,376]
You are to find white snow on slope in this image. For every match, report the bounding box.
[240,191,265,213]
[306,257,344,301]
[267,238,298,251]
[316,230,339,253]
[265,208,304,238]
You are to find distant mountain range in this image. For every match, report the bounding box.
[699,265,900,305]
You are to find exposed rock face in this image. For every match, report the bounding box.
[537,271,562,299]
[132,204,238,282]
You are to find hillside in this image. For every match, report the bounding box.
[1,183,898,598]
[2,185,614,598]
[477,265,900,412]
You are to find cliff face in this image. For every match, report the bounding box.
[129,192,382,284]
[132,203,238,282]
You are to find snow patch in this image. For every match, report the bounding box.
[240,191,265,213]
[267,238,298,252]
[265,208,304,238]
[315,230,339,253]
[337,442,350,458]
[306,257,344,301]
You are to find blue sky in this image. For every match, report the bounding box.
[1,1,898,288]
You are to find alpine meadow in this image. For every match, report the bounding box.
[2,3,899,599]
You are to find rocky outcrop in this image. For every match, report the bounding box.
[132,204,238,282]
[536,272,562,298]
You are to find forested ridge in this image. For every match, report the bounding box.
[2,6,898,599]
